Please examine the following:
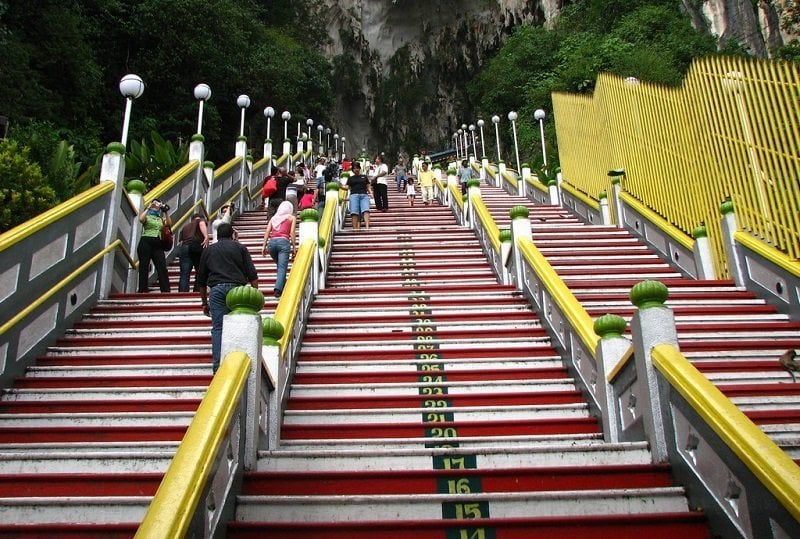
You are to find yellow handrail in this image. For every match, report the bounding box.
[135,351,250,538]
[517,237,599,354]
[0,239,136,337]
[143,161,200,204]
[0,181,115,252]
[652,343,800,522]
[471,196,501,252]
[273,239,315,357]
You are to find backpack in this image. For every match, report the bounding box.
[262,175,278,197]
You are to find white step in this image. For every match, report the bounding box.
[0,444,177,473]
[2,387,206,401]
[289,379,576,397]
[295,357,562,372]
[24,365,208,377]
[300,336,552,351]
[235,487,690,522]
[283,403,590,424]
[0,497,149,524]
[0,411,192,427]
[276,433,603,450]
[259,440,650,471]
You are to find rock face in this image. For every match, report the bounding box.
[315,0,794,156]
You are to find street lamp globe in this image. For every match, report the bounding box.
[120,74,145,99]
[264,106,275,119]
[491,115,500,124]
[193,83,211,102]
[237,95,251,109]
[534,109,546,121]
[507,111,518,122]
[281,111,291,121]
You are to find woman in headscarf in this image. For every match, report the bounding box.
[260,200,296,298]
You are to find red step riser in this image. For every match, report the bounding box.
[0,426,186,443]
[301,329,548,342]
[243,465,673,495]
[584,305,779,316]
[13,376,211,389]
[292,368,568,384]
[56,337,210,346]
[721,384,800,397]
[0,524,139,538]
[317,284,519,295]
[0,473,162,496]
[0,399,201,414]
[35,355,210,367]
[308,312,536,324]
[286,391,583,410]
[744,409,800,424]
[73,320,210,329]
[281,418,600,440]
[681,340,800,351]
[299,348,557,361]
[227,514,709,539]
[575,291,756,301]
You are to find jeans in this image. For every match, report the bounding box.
[396,174,407,192]
[178,243,202,292]
[268,238,291,294]
[209,282,237,372]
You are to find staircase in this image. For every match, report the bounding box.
[228,189,709,537]
[480,184,800,463]
[0,208,274,537]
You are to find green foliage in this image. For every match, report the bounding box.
[0,140,58,233]
[125,131,189,190]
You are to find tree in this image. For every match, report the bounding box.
[0,140,57,233]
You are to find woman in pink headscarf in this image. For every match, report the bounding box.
[261,200,296,298]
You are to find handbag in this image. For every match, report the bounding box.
[161,220,174,250]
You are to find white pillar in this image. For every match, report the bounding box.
[692,224,716,280]
[720,198,745,287]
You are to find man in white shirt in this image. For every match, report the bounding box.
[372,156,390,211]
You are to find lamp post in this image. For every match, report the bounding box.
[457,129,463,160]
[477,119,486,158]
[341,136,346,160]
[534,109,547,167]
[334,133,339,159]
[469,124,477,162]
[281,111,291,141]
[263,106,275,140]
[119,74,145,147]
[317,124,324,156]
[193,83,211,137]
[491,115,501,163]
[461,123,469,159]
[508,111,520,173]
[325,127,331,155]
[453,133,460,160]
[237,95,250,138]
[263,106,275,173]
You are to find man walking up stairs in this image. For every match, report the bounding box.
[227,189,708,537]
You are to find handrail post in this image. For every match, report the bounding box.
[592,314,630,442]
[261,318,283,450]
[692,222,716,279]
[98,143,128,298]
[629,280,675,463]
[510,206,532,291]
[189,135,206,208]
[719,197,746,287]
[220,286,266,470]
[298,209,320,295]
[599,191,612,225]
[124,180,147,293]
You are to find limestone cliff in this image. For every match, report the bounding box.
[309,0,794,156]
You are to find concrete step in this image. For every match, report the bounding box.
[234,487,691,522]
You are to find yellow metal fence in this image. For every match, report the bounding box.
[553,56,800,278]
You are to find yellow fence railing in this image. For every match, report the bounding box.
[553,56,800,278]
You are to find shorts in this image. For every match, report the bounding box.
[349,193,370,215]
